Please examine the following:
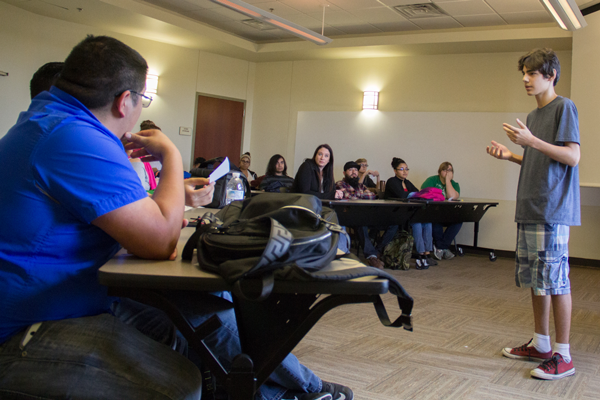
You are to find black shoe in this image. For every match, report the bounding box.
[415,255,429,270]
[283,393,332,400]
[321,381,354,400]
[426,256,438,266]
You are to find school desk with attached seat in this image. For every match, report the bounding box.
[98,209,410,400]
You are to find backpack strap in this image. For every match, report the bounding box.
[281,264,414,331]
[182,213,220,261]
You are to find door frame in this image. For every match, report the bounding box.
[191,92,246,167]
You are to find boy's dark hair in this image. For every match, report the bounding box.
[266,154,287,176]
[55,35,148,110]
[194,157,206,166]
[391,157,406,170]
[518,48,560,86]
[30,62,64,99]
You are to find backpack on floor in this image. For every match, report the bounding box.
[382,230,414,270]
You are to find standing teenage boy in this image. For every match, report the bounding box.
[487,48,580,380]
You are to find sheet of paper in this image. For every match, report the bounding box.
[209,157,230,183]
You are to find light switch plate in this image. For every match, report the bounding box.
[179,126,192,136]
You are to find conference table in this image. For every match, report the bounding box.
[324,198,498,259]
[98,208,401,400]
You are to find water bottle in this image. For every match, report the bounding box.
[225,172,245,205]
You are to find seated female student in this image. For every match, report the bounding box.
[292,144,343,200]
[385,157,436,269]
[258,154,295,192]
[421,161,462,260]
[239,152,257,183]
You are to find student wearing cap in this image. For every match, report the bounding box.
[336,161,397,269]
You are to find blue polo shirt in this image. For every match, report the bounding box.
[0,88,147,343]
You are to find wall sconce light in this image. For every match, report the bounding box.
[146,73,159,95]
[363,91,379,110]
[540,0,587,31]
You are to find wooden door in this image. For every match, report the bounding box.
[194,95,244,165]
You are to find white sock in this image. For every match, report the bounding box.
[553,343,571,363]
[531,333,551,353]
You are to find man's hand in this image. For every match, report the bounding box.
[503,118,535,147]
[124,129,178,163]
[184,178,215,208]
[335,189,344,199]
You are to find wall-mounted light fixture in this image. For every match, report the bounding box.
[209,0,332,45]
[146,73,159,95]
[540,0,587,31]
[363,91,379,110]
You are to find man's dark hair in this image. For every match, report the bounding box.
[391,157,406,170]
[55,35,148,110]
[518,48,560,86]
[30,62,64,99]
[266,154,287,176]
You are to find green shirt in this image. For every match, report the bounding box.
[421,175,460,198]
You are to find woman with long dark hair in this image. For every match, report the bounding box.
[292,144,343,200]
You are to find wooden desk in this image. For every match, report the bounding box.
[98,208,398,400]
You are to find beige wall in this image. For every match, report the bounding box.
[1,1,598,260]
[0,2,254,170]
[250,51,600,260]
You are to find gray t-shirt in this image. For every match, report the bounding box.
[515,96,580,226]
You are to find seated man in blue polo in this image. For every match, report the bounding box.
[0,35,352,400]
[336,161,397,269]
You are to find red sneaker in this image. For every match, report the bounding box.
[531,353,575,380]
[502,339,552,362]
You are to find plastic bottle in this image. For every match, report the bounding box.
[225,172,245,205]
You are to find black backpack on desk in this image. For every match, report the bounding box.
[190,157,251,209]
[182,193,413,331]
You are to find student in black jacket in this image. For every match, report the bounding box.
[385,157,437,269]
[292,144,343,200]
[257,154,295,192]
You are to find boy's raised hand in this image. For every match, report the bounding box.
[503,118,535,147]
[487,140,513,161]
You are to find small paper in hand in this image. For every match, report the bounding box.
[209,157,230,183]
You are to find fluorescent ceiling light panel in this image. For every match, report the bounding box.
[209,0,332,45]
[540,0,587,30]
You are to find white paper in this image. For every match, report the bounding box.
[209,157,230,183]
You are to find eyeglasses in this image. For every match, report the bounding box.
[130,91,153,108]
[240,159,250,164]
[395,167,409,171]
[360,163,368,167]
[443,168,453,172]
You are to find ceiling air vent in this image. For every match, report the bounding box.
[241,19,276,30]
[393,3,448,19]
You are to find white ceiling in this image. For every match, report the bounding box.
[3,0,599,61]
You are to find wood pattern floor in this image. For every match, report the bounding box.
[294,255,600,400]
